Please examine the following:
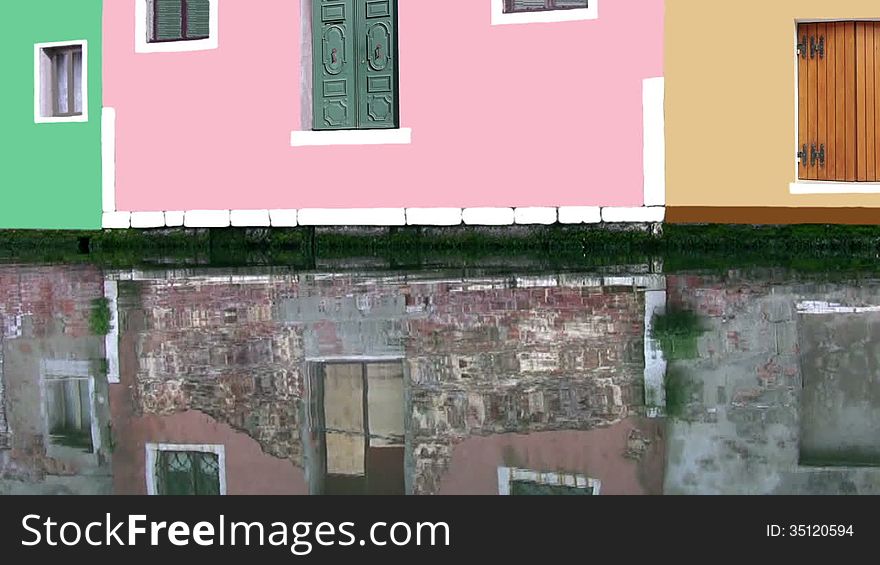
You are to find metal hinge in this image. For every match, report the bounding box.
[797,35,808,58]
[811,35,825,59]
[797,144,809,166]
[811,143,826,167]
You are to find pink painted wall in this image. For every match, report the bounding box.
[436,419,666,495]
[104,1,664,211]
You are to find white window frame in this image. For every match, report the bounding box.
[136,0,219,54]
[491,0,598,26]
[497,466,602,495]
[145,443,227,495]
[34,40,88,124]
[290,0,411,147]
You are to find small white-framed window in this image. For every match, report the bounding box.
[491,0,598,26]
[34,41,88,124]
[136,0,219,53]
[145,443,227,495]
[497,466,602,495]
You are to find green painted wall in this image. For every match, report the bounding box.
[0,1,102,229]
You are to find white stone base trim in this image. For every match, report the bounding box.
[406,208,463,226]
[462,208,515,225]
[231,209,271,227]
[270,209,299,227]
[514,207,557,225]
[130,211,165,229]
[184,210,231,228]
[101,206,667,228]
[602,206,666,223]
[298,208,406,226]
[165,211,185,227]
[103,212,131,229]
[558,206,602,225]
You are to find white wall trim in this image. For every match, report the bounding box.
[514,207,557,225]
[145,443,227,495]
[642,77,666,207]
[135,0,219,54]
[103,281,120,385]
[790,182,880,194]
[644,289,667,418]
[102,108,117,212]
[602,206,666,223]
[462,208,515,225]
[558,206,602,224]
[291,128,413,147]
[298,208,407,226]
[406,208,463,226]
[231,209,271,227]
[490,0,598,26]
[102,206,667,228]
[34,40,89,124]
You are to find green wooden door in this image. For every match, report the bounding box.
[356,0,397,129]
[314,0,358,129]
[313,0,398,130]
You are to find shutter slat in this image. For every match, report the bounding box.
[155,0,183,41]
[857,23,868,181]
[186,0,210,39]
[834,22,847,181]
[798,24,809,179]
[845,22,857,181]
[875,23,880,180]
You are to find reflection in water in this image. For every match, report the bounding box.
[0,265,878,495]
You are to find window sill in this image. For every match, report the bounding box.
[135,37,218,53]
[35,115,89,124]
[490,0,598,26]
[790,181,880,194]
[290,128,412,147]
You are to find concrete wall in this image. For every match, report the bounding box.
[663,275,880,495]
[666,0,880,218]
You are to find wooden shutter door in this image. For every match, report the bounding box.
[155,0,184,41]
[356,0,398,129]
[185,0,211,39]
[314,0,357,129]
[856,22,880,182]
[798,22,857,181]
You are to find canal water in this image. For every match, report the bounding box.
[0,263,878,495]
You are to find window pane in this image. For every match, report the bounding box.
[54,50,69,115]
[72,49,83,114]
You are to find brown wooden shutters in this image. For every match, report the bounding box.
[798,22,880,182]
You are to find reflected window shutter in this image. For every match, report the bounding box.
[186,0,211,39]
[155,0,183,41]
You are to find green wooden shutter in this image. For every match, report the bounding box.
[313,0,358,130]
[155,0,184,41]
[356,0,398,129]
[186,0,211,39]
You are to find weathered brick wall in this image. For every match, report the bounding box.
[126,279,306,462]
[404,282,647,494]
[0,265,106,484]
[124,275,649,494]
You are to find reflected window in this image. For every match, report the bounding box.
[146,444,226,495]
[498,467,601,495]
[307,361,405,495]
[46,378,92,452]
